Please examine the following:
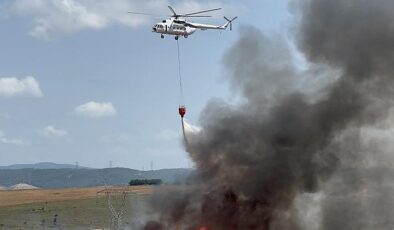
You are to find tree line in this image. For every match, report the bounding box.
[129,179,162,186]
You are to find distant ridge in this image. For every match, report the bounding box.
[0,167,193,189]
[0,162,89,170]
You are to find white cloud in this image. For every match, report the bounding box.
[5,0,239,40]
[0,76,43,98]
[38,126,68,139]
[0,130,24,146]
[75,101,117,118]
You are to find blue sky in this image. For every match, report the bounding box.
[0,0,290,169]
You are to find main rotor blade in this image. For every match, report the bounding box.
[128,12,166,17]
[168,6,177,16]
[182,8,222,16]
[182,15,212,18]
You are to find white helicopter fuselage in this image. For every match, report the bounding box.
[152,17,235,39]
[152,19,197,38]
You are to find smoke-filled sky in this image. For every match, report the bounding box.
[139,0,394,229]
[0,0,291,169]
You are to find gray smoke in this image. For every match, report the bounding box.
[142,0,394,229]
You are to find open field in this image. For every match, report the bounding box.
[0,186,152,207]
[0,186,153,229]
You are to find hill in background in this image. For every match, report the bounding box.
[0,162,87,170]
[0,167,192,189]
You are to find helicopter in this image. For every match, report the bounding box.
[128,6,237,40]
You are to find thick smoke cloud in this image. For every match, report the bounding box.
[141,0,394,229]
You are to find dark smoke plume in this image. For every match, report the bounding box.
[141,0,394,229]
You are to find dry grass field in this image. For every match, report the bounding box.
[0,186,154,229]
[0,185,152,207]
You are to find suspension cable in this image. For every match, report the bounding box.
[176,39,184,104]
[176,39,188,145]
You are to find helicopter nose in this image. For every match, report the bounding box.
[152,27,157,32]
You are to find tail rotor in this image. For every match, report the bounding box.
[224,16,238,31]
